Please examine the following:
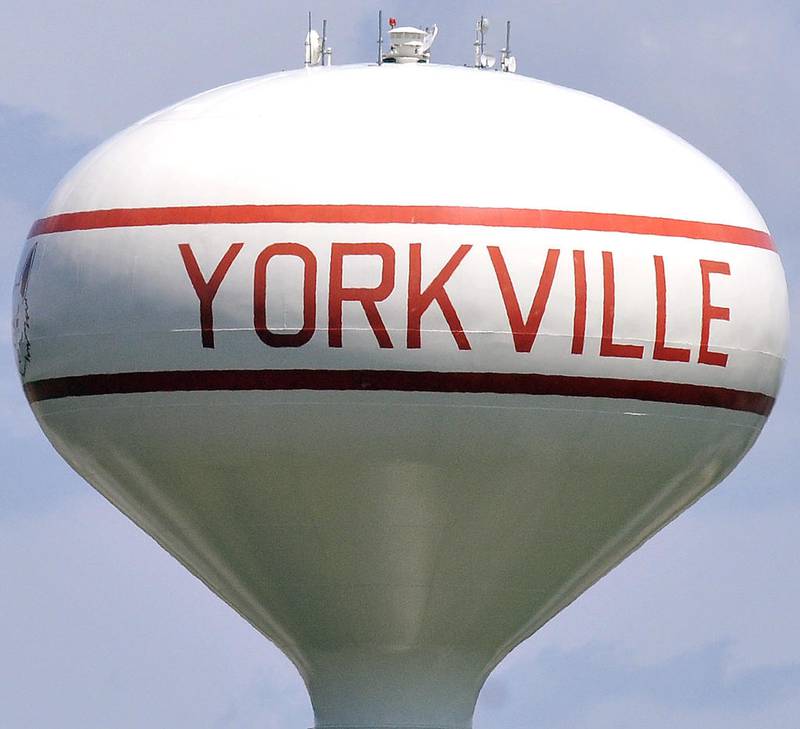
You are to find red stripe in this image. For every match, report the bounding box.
[27,204,776,250]
[24,369,774,416]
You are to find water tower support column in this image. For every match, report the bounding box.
[305,647,489,728]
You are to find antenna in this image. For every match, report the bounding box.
[422,25,439,54]
[474,16,494,68]
[304,11,312,67]
[378,10,383,65]
[500,20,517,73]
[320,19,334,66]
[304,13,331,67]
[304,12,323,67]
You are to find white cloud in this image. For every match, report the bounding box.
[577,692,800,729]
[474,493,800,726]
[490,498,800,678]
[0,495,313,729]
[0,0,377,138]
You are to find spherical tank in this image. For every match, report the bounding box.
[14,63,788,729]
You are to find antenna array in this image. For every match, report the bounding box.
[303,12,517,72]
[304,12,332,67]
[474,16,516,72]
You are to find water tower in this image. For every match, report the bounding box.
[14,16,788,729]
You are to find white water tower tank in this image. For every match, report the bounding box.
[14,63,788,728]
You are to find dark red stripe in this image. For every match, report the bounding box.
[27,204,776,250]
[23,369,774,416]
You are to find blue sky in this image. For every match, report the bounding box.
[1,1,798,727]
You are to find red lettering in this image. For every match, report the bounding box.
[653,255,690,362]
[408,244,471,349]
[600,250,644,359]
[253,243,317,347]
[329,243,395,348]
[572,250,587,355]
[178,242,243,348]
[488,247,560,353]
[699,259,731,367]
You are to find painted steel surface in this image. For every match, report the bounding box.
[13,64,788,729]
